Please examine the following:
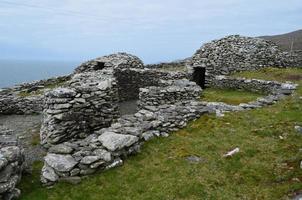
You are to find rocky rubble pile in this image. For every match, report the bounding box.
[138,79,202,108]
[74,53,144,73]
[188,35,296,82]
[41,101,212,185]
[40,70,120,146]
[0,126,24,200]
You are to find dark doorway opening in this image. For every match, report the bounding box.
[93,62,105,71]
[192,67,206,89]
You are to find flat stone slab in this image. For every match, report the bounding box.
[45,153,78,172]
[98,132,138,151]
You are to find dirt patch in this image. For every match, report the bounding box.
[285,74,302,81]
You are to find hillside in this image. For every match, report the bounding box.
[260,29,302,51]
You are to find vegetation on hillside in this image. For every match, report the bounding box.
[260,29,302,51]
[19,67,302,200]
[201,88,263,105]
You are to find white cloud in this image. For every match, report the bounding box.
[0,0,301,62]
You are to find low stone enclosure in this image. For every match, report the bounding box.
[0,35,300,196]
[39,57,297,185]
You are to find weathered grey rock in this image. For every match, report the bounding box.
[80,156,101,165]
[0,147,21,162]
[41,165,59,182]
[45,154,78,172]
[98,132,139,151]
[48,144,74,154]
[93,149,111,162]
[74,52,144,73]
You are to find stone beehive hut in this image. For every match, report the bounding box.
[188,35,295,85]
[41,52,199,146]
[74,52,144,73]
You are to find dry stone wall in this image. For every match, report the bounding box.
[40,70,119,146]
[41,101,212,185]
[74,53,144,74]
[0,126,24,200]
[0,75,70,115]
[188,35,297,84]
[114,68,188,101]
[138,79,202,108]
[40,53,205,185]
[211,75,297,95]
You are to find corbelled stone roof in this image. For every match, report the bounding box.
[188,35,296,76]
[74,52,144,73]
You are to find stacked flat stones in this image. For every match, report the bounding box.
[41,101,211,185]
[74,52,144,73]
[40,53,206,185]
[114,68,188,101]
[0,75,70,115]
[138,79,202,108]
[0,126,24,200]
[0,92,43,115]
[188,35,296,84]
[145,58,190,70]
[40,70,119,146]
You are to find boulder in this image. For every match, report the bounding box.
[45,154,78,172]
[98,132,138,151]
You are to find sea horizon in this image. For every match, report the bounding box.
[0,59,82,88]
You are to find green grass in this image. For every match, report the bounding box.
[201,88,263,105]
[30,127,42,146]
[19,67,302,200]
[231,67,302,83]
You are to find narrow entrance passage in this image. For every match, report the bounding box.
[192,67,206,89]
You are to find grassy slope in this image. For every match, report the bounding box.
[201,88,263,105]
[19,68,302,200]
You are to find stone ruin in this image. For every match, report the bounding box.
[0,35,299,196]
[39,52,204,185]
[0,126,24,200]
[188,35,298,86]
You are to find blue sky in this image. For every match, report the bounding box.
[0,0,301,64]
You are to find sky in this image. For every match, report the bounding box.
[0,0,301,64]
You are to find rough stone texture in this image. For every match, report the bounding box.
[0,126,24,200]
[40,52,205,185]
[0,75,70,115]
[138,79,202,108]
[188,35,297,85]
[40,70,119,146]
[74,52,144,74]
[145,58,190,70]
[41,100,212,185]
[98,132,139,151]
[114,68,188,101]
[211,75,297,95]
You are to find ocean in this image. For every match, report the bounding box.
[0,60,81,88]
